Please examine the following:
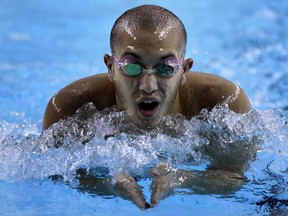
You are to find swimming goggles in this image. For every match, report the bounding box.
[113,56,183,78]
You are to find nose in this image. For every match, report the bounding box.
[139,73,158,93]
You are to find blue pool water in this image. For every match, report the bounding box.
[0,0,287,215]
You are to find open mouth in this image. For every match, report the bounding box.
[138,100,159,117]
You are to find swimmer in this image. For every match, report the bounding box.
[43,5,252,209]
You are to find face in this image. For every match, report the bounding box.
[105,29,193,129]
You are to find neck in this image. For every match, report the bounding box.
[115,93,125,111]
[168,92,182,115]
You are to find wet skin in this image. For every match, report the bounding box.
[43,29,252,209]
[104,30,190,129]
[75,163,247,209]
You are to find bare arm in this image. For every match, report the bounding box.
[43,74,115,129]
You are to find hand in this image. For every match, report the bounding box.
[112,163,179,209]
[112,173,150,210]
[150,162,177,207]
[79,164,246,210]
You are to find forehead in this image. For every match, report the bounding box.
[113,29,185,58]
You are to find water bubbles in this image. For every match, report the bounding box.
[0,103,287,190]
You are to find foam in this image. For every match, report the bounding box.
[0,104,287,185]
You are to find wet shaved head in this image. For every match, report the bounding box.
[110,4,187,53]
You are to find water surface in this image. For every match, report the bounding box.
[0,0,287,215]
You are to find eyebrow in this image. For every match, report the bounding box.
[159,54,178,61]
[121,52,141,60]
[121,52,177,61]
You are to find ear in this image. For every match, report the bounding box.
[181,58,193,85]
[183,58,193,72]
[104,54,114,81]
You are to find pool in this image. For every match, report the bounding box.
[0,0,287,215]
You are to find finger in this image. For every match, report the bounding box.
[113,173,149,210]
[150,163,175,207]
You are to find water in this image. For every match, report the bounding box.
[0,0,288,215]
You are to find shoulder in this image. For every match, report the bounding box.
[185,72,235,88]
[181,71,239,101]
[43,73,115,129]
[70,73,111,86]
[180,71,251,117]
[72,73,116,109]
[65,73,114,96]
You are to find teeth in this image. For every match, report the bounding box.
[143,100,154,104]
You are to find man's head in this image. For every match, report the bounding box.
[110,4,187,54]
[104,5,193,129]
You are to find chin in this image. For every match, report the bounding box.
[134,121,159,130]
[132,114,163,130]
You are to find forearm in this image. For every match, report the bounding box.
[149,163,246,207]
[174,168,246,194]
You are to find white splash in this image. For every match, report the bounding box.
[0,104,287,185]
